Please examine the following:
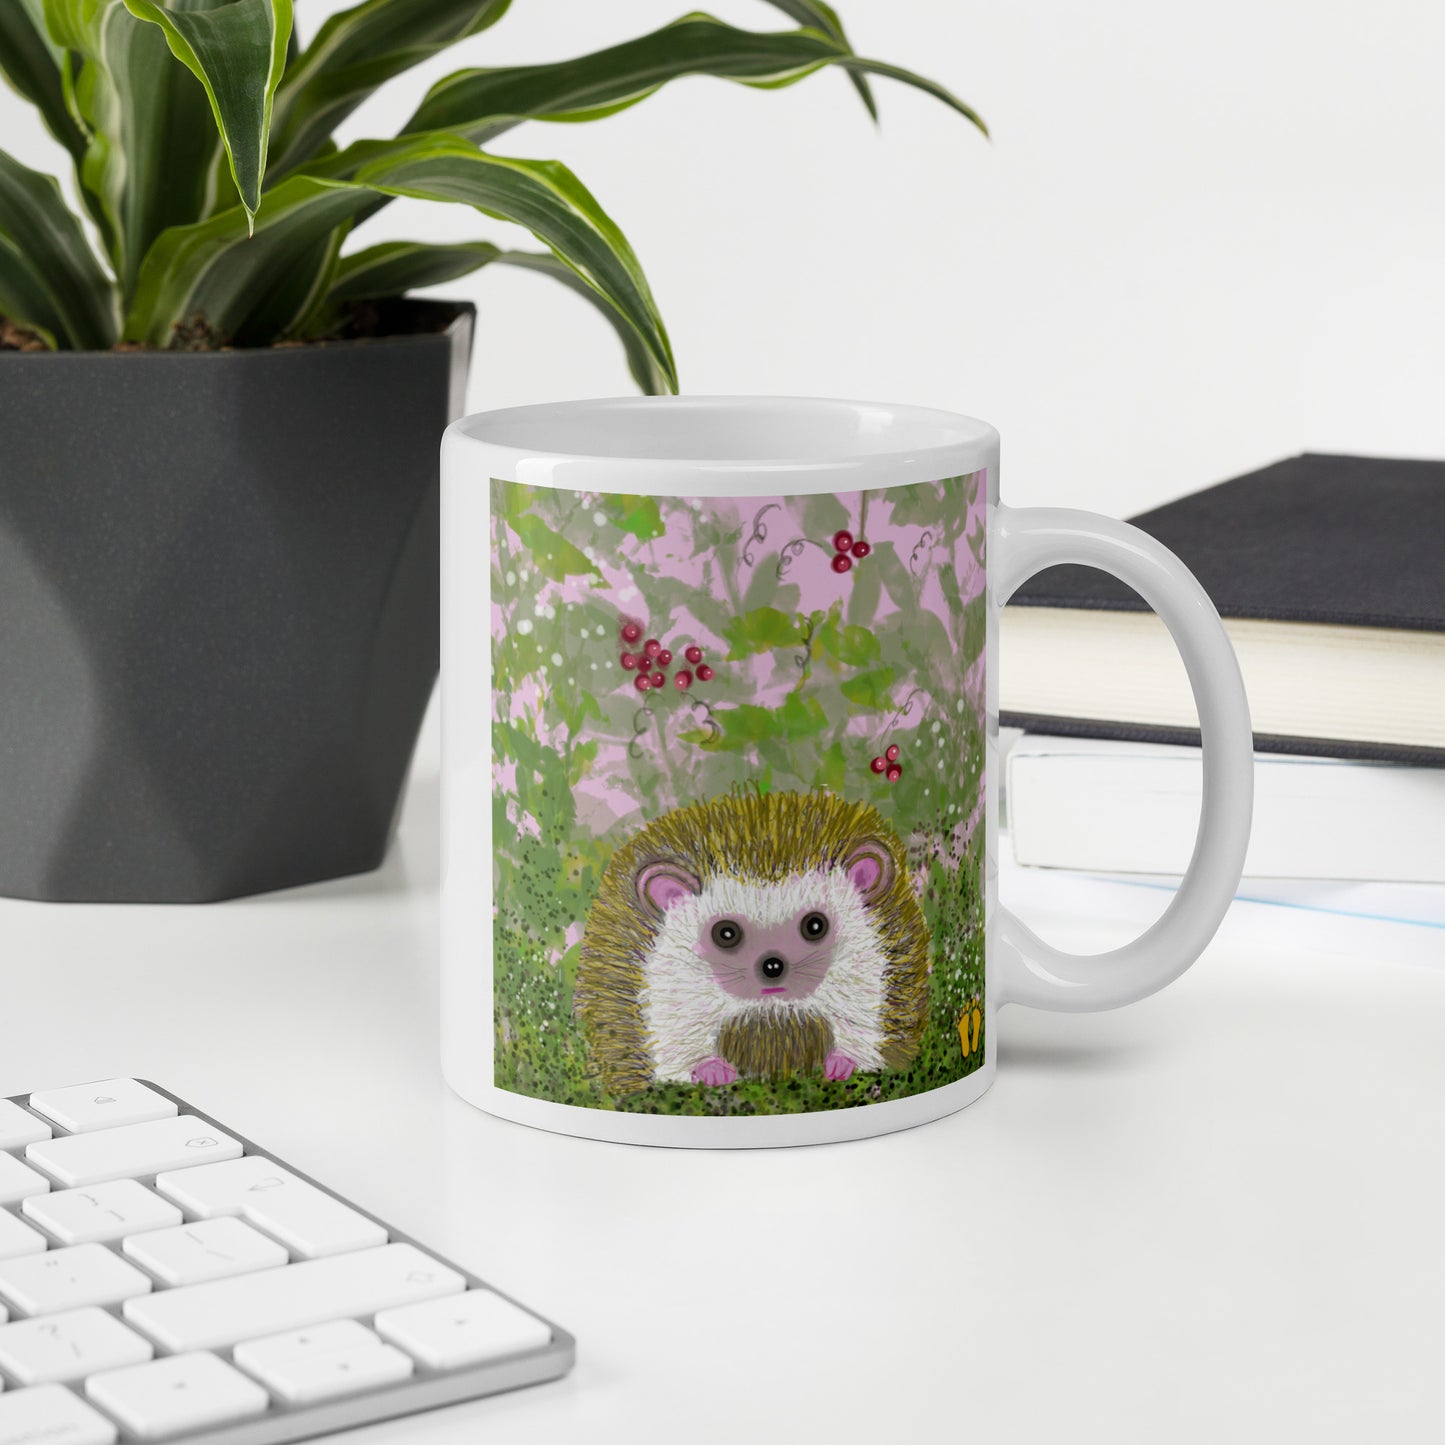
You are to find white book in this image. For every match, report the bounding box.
[1005,733,1445,882]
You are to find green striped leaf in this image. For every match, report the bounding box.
[0,148,118,348]
[124,134,675,392]
[329,240,673,393]
[328,239,502,300]
[269,0,511,175]
[0,0,87,158]
[44,0,237,294]
[403,12,985,142]
[758,0,876,118]
[122,0,292,227]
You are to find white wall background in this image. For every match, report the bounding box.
[4,0,1445,517]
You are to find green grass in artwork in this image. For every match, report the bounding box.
[492,839,984,1114]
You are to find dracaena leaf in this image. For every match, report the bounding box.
[0,0,87,158]
[328,240,672,393]
[43,0,240,295]
[269,0,511,176]
[122,0,292,227]
[0,148,118,349]
[123,134,676,393]
[403,11,985,143]
[328,239,502,300]
[756,0,876,118]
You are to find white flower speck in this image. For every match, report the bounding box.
[505,570,517,586]
[551,652,563,666]
[593,511,607,526]
[516,618,533,634]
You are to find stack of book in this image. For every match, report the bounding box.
[1001,452,1445,882]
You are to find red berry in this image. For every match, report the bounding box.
[886,763,902,783]
[885,744,900,763]
[696,663,715,682]
[634,674,651,693]
[675,670,693,690]
[620,652,639,671]
[684,645,703,665]
[643,638,661,660]
[650,671,666,689]
[656,648,673,667]
[833,530,854,554]
[831,554,853,574]
[870,756,887,774]
[621,621,642,644]
[851,540,871,559]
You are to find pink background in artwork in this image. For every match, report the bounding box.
[491,477,987,855]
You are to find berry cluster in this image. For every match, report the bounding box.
[869,742,903,783]
[619,620,714,694]
[830,529,871,575]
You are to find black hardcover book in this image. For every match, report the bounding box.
[1000,453,1445,764]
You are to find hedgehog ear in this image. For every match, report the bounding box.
[636,860,700,918]
[844,841,895,903]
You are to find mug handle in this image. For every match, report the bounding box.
[993,505,1254,1010]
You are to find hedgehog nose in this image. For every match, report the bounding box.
[759,956,787,980]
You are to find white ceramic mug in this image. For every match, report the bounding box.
[440,398,1252,1147]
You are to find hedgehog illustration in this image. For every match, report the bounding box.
[576,791,931,1096]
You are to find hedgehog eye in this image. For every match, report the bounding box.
[800,912,829,941]
[711,919,744,950]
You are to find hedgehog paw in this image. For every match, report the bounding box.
[690,1056,738,1087]
[823,1050,858,1082]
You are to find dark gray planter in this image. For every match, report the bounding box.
[0,301,473,902]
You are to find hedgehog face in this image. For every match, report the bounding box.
[635,842,896,1004]
[695,903,839,1001]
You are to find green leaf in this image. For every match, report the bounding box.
[476,249,674,395]
[816,609,879,667]
[270,0,511,175]
[328,242,673,393]
[404,12,985,144]
[0,0,87,158]
[125,134,676,387]
[329,239,501,300]
[814,739,847,791]
[123,0,292,226]
[0,149,117,348]
[691,692,828,752]
[757,0,876,118]
[722,605,806,660]
[0,237,61,348]
[44,0,238,295]
[840,666,895,710]
[506,514,599,583]
[598,494,665,541]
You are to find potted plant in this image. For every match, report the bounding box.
[0,0,982,903]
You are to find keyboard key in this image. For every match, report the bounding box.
[0,1244,153,1317]
[23,1181,181,1246]
[86,1352,268,1440]
[376,1290,553,1370]
[157,1157,386,1259]
[123,1218,288,1286]
[0,1211,46,1261]
[26,1117,241,1188]
[235,1322,414,1405]
[124,1243,464,1352]
[0,1156,50,1208]
[0,1102,50,1151]
[28,1080,176,1135]
[0,1306,153,1385]
[0,1383,117,1445]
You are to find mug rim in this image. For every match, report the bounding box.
[445,395,999,496]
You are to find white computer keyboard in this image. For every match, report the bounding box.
[0,1080,573,1443]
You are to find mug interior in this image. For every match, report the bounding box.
[450,396,996,492]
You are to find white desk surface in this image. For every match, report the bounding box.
[3,708,1443,1444]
